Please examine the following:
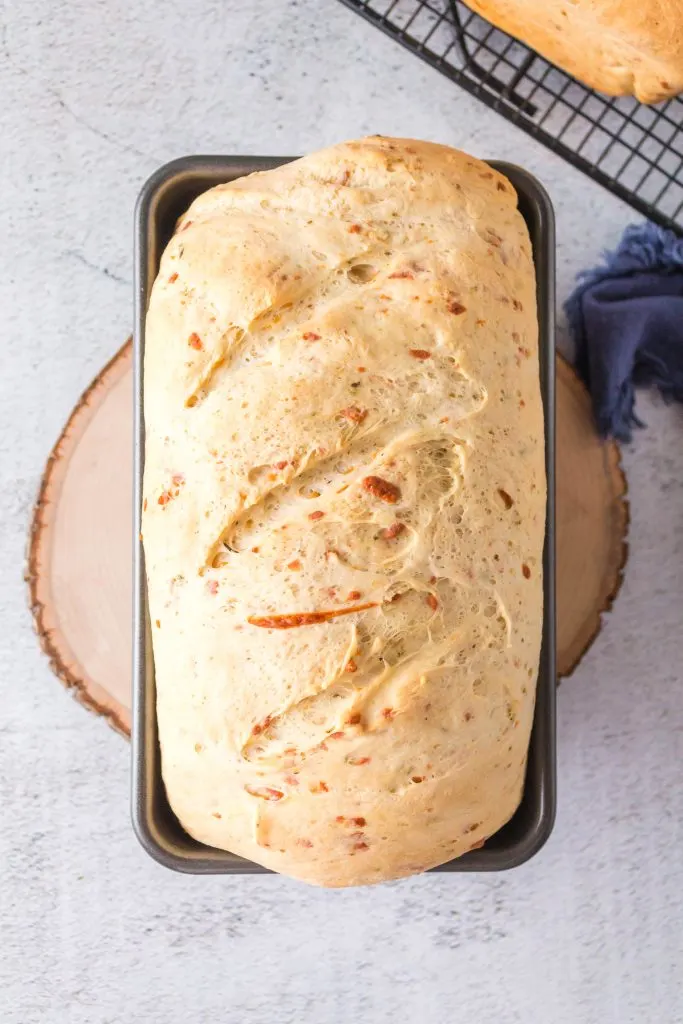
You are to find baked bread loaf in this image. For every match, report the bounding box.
[142,138,546,887]
[464,0,683,102]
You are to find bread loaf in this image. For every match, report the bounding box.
[464,0,683,102]
[142,138,546,887]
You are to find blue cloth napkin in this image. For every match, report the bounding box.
[564,222,683,441]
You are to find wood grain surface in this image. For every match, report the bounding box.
[26,341,628,737]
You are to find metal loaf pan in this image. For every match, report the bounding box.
[133,155,556,875]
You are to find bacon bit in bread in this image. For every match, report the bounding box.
[310,780,329,794]
[447,299,467,315]
[346,590,362,601]
[497,181,506,191]
[522,564,531,579]
[284,775,299,787]
[464,711,473,722]
[168,272,178,283]
[346,711,361,725]
[212,812,222,819]
[329,731,345,740]
[340,405,367,424]
[382,707,395,720]
[357,366,366,372]
[497,488,514,510]
[303,331,321,341]
[426,594,439,611]
[351,816,366,827]
[388,592,403,604]
[296,838,314,848]
[345,662,358,676]
[339,169,351,186]
[362,476,401,504]
[347,756,371,766]
[409,348,431,360]
[248,602,377,629]
[251,715,272,736]
[172,473,185,486]
[274,460,289,470]
[352,841,369,851]
[348,223,362,233]
[287,559,302,571]
[158,490,173,506]
[336,816,346,823]
[411,776,425,784]
[245,785,283,801]
[381,521,405,541]
[207,580,219,596]
[513,299,523,312]
[188,332,203,350]
[389,269,414,279]
[308,510,325,521]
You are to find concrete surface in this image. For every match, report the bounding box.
[1,1,682,1022]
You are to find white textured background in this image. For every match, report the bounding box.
[2,2,683,1022]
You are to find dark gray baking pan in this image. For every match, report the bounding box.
[133,155,556,875]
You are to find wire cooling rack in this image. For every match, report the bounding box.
[340,0,683,232]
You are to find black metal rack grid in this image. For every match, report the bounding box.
[339,0,683,233]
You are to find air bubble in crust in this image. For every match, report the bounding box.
[347,263,377,283]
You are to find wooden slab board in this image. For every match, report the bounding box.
[26,341,628,738]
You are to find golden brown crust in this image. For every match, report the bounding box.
[464,0,683,102]
[142,138,545,887]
